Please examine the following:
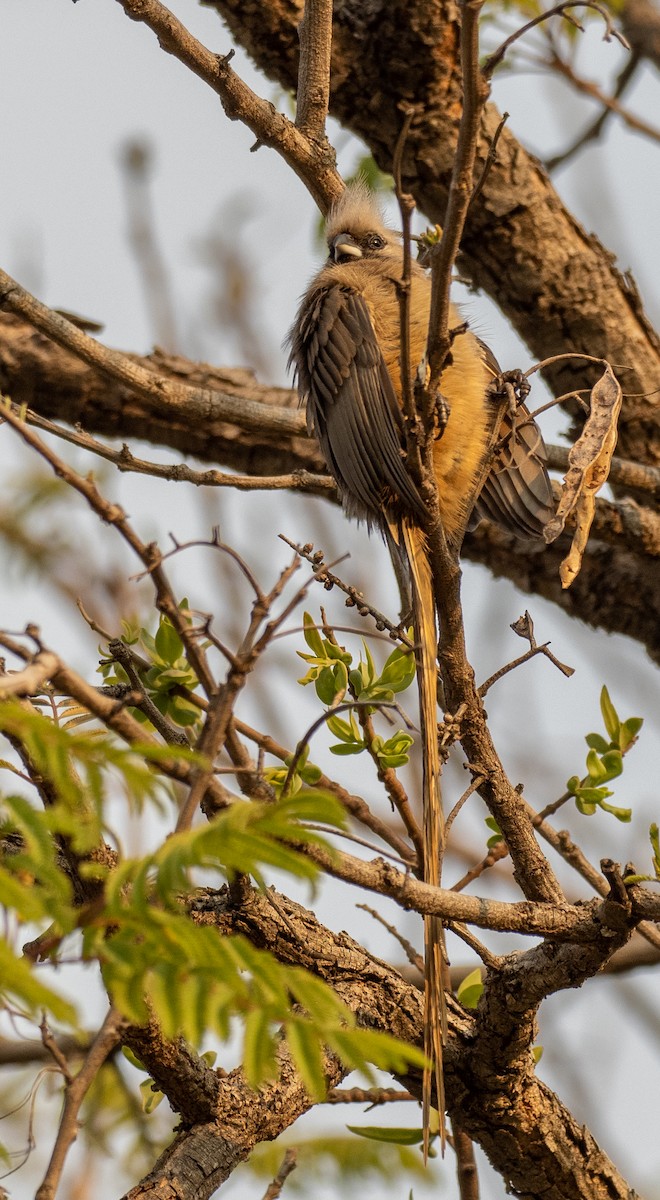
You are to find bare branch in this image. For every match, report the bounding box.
[26,407,334,496]
[113,0,342,212]
[0,270,305,438]
[260,1148,298,1200]
[295,0,334,145]
[35,1007,126,1200]
[427,0,490,393]
[0,651,59,698]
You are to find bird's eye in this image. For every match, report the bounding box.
[367,234,385,250]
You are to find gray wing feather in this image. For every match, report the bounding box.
[475,343,555,539]
[290,285,427,527]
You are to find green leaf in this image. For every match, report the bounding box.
[121,1046,146,1071]
[302,612,325,658]
[598,750,623,781]
[619,716,643,751]
[278,789,347,830]
[598,800,632,822]
[585,733,610,754]
[154,618,184,665]
[329,1027,427,1076]
[0,937,77,1024]
[243,1008,278,1088]
[485,816,503,848]
[370,731,413,769]
[316,662,348,706]
[600,686,620,742]
[139,1076,164,1113]
[585,749,606,782]
[300,761,323,786]
[287,966,353,1026]
[576,786,613,803]
[326,714,360,744]
[347,1125,424,1145]
[286,1017,328,1100]
[456,967,483,1010]
[378,646,416,695]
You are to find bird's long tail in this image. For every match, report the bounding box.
[400,521,447,1156]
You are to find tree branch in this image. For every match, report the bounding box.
[113,0,342,212]
[121,884,639,1200]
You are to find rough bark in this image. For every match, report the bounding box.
[2,312,657,659]
[119,885,639,1200]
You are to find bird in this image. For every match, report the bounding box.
[288,181,554,1149]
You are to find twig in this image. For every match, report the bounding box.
[525,351,619,378]
[303,823,412,867]
[108,639,190,747]
[445,775,486,836]
[0,651,59,698]
[417,1,564,906]
[318,615,424,869]
[177,552,317,831]
[229,718,417,863]
[426,0,490,395]
[450,838,510,892]
[25,406,334,494]
[0,403,217,697]
[325,1087,414,1104]
[546,51,660,171]
[356,902,424,972]
[545,55,639,169]
[0,630,230,810]
[279,536,414,647]
[526,803,660,953]
[467,111,509,211]
[478,611,574,697]
[39,1018,74,1084]
[260,1148,298,1200]
[298,836,660,936]
[451,1119,480,1200]
[35,1006,126,1200]
[447,922,501,970]
[535,789,572,822]
[279,698,405,799]
[484,1,630,76]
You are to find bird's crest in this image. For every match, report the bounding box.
[325,182,392,244]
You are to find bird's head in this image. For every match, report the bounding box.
[325,182,400,265]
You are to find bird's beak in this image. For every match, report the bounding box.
[330,233,363,263]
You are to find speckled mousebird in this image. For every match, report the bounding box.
[288,182,554,1146]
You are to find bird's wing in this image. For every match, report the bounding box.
[474,343,555,539]
[290,284,428,527]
